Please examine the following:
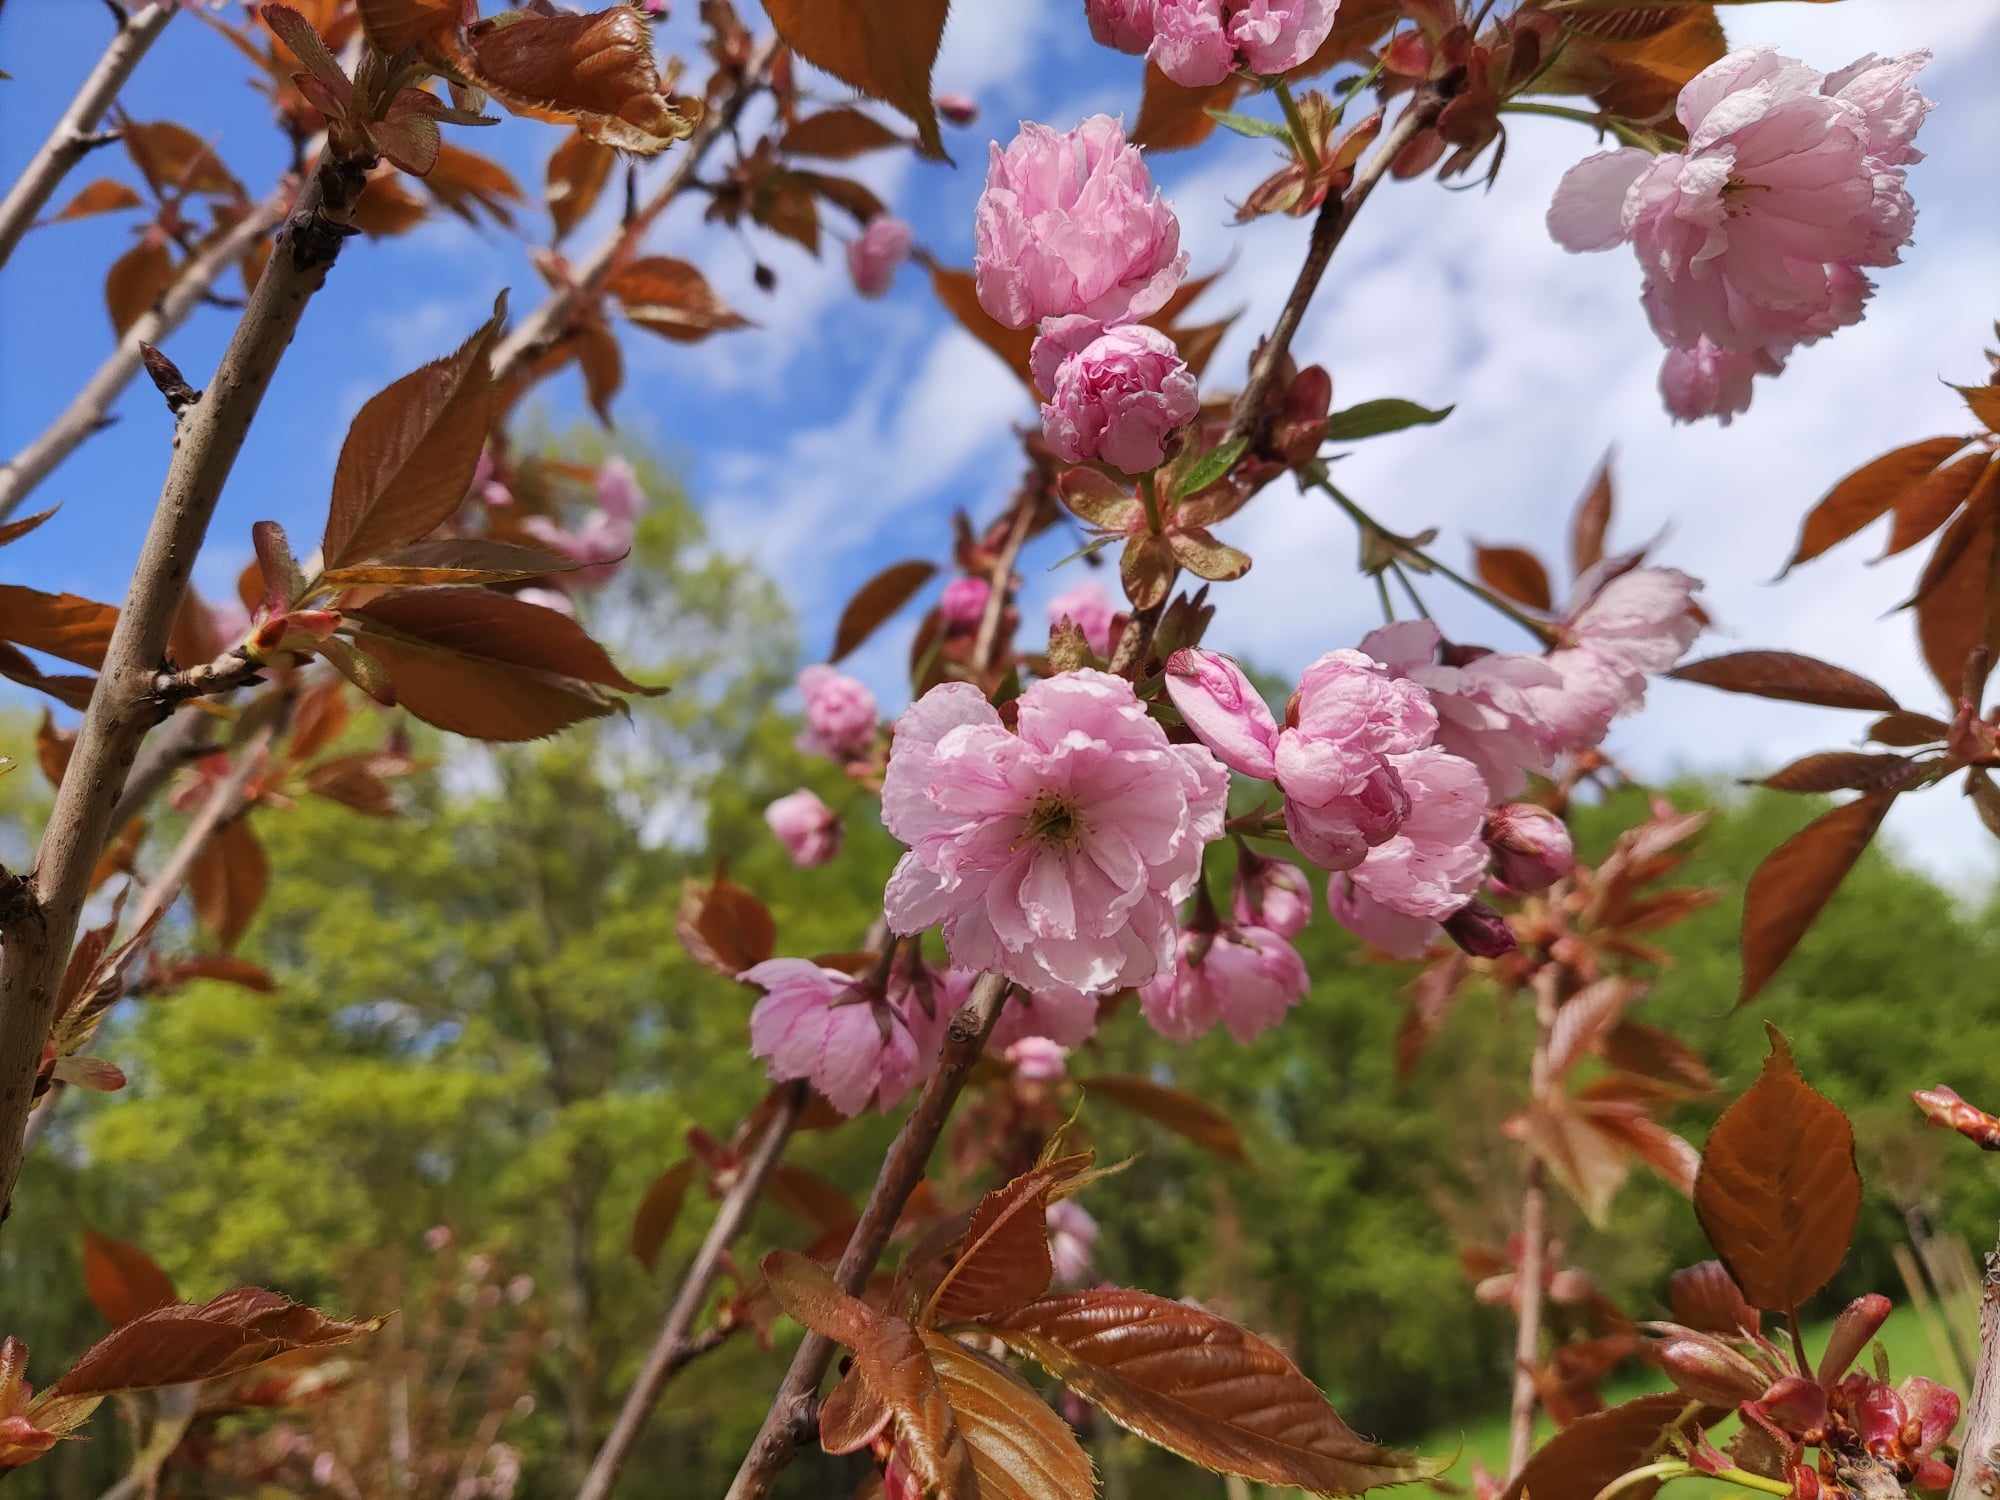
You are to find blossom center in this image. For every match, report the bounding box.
[1023,789,1086,849]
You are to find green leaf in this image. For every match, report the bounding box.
[1173,436,1249,499]
[1322,399,1454,442]
[1204,107,1292,142]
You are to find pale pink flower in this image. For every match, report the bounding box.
[1038,323,1199,474]
[744,959,932,1116]
[1140,924,1308,1043]
[521,508,632,589]
[1149,0,1338,86]
[1326,878,1441,958]
[1525,567,1703,754]
[1659,339,1768,426]
[974,115,1187,329]
[1048,581,1118,657]
[1327,748,1489,953]
[1047,1199,1099,1286]
[1485,803,1574,893]
[881,673,1228,992]
[595,456,645,523]
[1359,621,1561,800]
[1163,647,1280,779]
[1276,650,1437,871]
[1825,52,1932,167]
[1006,1037,1070,1082]
[991,983,1101,1050]
[848,216,913,298]
[765,788,842,868]
[1087,0,1156,54]
[939,575,992,630]
[797,665,879,760]
[1231,851,1311,939]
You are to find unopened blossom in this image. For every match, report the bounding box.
[847,216,913,298]
[936,92,979,126]
[797,664,879,760]
[1327,747,1490,955]
[765,788,842,867]
[1047,1199,1099,1286]
[1548,47,1931,419]
[1037,322,1199,474]
[1005,1036,1069,1082]
[1526,567,1703,754]
[882,673,1227,992]
[1232,851,1311,938]
[1163,648,1280,779]
[1150,0,1339,87]
[1485,803,1573,893]
[939,575,992,630]
[1048,580,1118,657]
[1088,0,1155,52]
[1140,923,1308,1043]
[1360,621,1561,800]
[1276,650,1438,871]
[744,959,934,1116]
[974,115,1187,330]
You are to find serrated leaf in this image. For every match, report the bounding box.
[1669,651,1897,712]
[762,0,949,159]
[546,129,614,241]
[1321,398,1453,442]
[831,559,937,662]
[1693,1025,1860,1311]
[51,1288,382,1399]
[459,8,697,154]
[925,1154,1093,1326]
[1956,383,2000,436]
[1867,710,1949,747]
[1782,436,1967,572]
[1077,1074,1245,1160]
[1914,484,1999,701]
[604,257,748,343]
[1501,1393,1715,1500]
[630,1159,695,1271]
[927,261,1036,391]
[1173,436,1249,499]
[1883,451,1994,559]
[1756,752,1917,795]
[676,874,775,976]
[921,1331,1096,1500]
[0,585,118,668]
[188,818,268,951]
[1473,545,1553,612]
[780,107,905,159]
[1738,792,1894,1004]
[316,539,578,590]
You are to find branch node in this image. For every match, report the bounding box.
[0,868,42,934]
[138,343,200,417]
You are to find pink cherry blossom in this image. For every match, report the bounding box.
[1232,851,1311,939]
[881,673,1227,993]
[1659,339,1769,426]
[595,456,645,523]
[936,92,980,127]
[1163,647,1280,779]
[1149,0,1339,86]
[797,664,879,760]
[992,982,1100,1050]
[743,959,933,1116]
[1048,581,1118,657]
[939,575,992,630]
[1825,52,1933,167]
[1275,649,1437,871]
[1139,924,1308,1044]
[521,508,632,590]
[1485,803,1574,893]
[1087,0,1156,54]
[1006,1037,1070,1082]
[848,216,913,299]
[1326,748,1489,953]
[1047,1199,1099,1286]
[765,788,842,867]
[974,115,1187,330]
[1359,621,1561,800]
[1525,567,1703,754]
[1325,878,1440,958]
[1037,323,1199,474]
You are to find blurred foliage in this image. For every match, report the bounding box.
[3,465,1998,1493]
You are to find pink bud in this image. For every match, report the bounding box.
[935,92,978,126]
[1817,1293,1892,1386]
[1444,900,1516,958]
[847,216,913,299]
[1036,322,1198,474]
[1163,647,1279,780]
[1485,804,1574,892]
[1087,0,1156,53]
[938,575,991,630]
[764,789,842,868]
[1232,852,1311,938]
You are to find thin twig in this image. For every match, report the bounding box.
[575,1082,808,1500]
[0,195,285,523]
[153,647,263,706]
[1508,967,1560,1481]
[972,496,1035,675]
[1947,1231,2000,1500]
[106,707,214,832]
[723,973,1010,1500]
[0,0,176,272]
[0,148,366,1226]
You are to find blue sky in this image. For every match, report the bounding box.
[4,0,1999,884]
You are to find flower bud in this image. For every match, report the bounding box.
[765,788,842,868]
[1848,1375,1908,1456]
[938,575,991,631]
[1085,0,1155,53]
[1817,1292,1892,1386]
[935,91,978,126]
[1485,804,1574,893]
[1444,899,1517,958]
[1035,322,1199,474]
[1163,647,1279,780]
[847,216,913,299]
[1232,852,1311,939]
[1652,1330,1767,1407]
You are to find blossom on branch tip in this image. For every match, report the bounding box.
[881,673,1227,993]
[796,665,879,761]
[765,788,842,867]
[1485,803,1573,893]
[743,959,935,1116]
[1232,851,1312,938]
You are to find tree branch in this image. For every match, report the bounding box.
[576,1082,808,1500]
[152,647,263,706]
[1947,1234,2000,1500]
[0,148,366,1225]
[0,0,176,273]
[1508,965,1561,1481]
[723,973,1010,1500]
[487,35,781,385]
[0,195,284,522]
[106,706,214,832]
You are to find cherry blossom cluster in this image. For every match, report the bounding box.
[974,115,1198,473]
[1088,0,1339,88]
[1549,47,1932,424]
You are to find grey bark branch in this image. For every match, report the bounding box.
[1947,1234,2000,1500]
[0,1,176,273]
[0,150,365,1226]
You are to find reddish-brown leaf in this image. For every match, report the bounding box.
[781,107,905,159]
[1957,382,2000,436]
[457,8,698,154]
[545,129,616,241]
[1547,979,1633,1081]
[1693,1026,1860,1311]
[1601,1021,1713,1096]
[676,874,775,976]
[103,237,175,335]
[630,1159,694,1271]
[766,1165,857,1236]
[574,312,623,425]
[749,169,822,253]
[81,1231,177,1328]
[1915,484,1999,700]
[925,261,1036,391]
[1571,454,1614,578]
[421,143,523,227]
[354,0,459,55]
[1077,1074,1245,1161]
[1121,533,1175,612]
[926,1153,1093,1325]
[1739,792,1894,1004]
[122,121,238,198]
[1133,61,1245,152]
[35,710,74,790]
[317,539,577,590]
[1757,752,1918,795]
[921,1330,1096,1500]
[153,954,277,993]
[1883,451,1995,559]
[302,754,402,816]
[1867,710,1950,747]
[0,506,58,550]
[51,179,144,223]
[1669,1260,1761,1337]
[794,169,886,226]
[1782,436,1968,571]
[762,0,949,159]
[990,1289,1440,1495]
[1510,1099,1632,1226]
[51,1288,383,1398]
[604,257,749,343]
[1501,1393,1715,1500]
[321,296,507,569]
[1669,651,1897,712]
[188,818,268,951]
[831,559,938,662]
[1473,545,1553,612]
[0,642,95,711]
[821,1361,894,1453]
